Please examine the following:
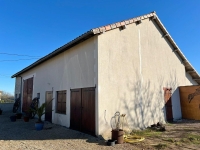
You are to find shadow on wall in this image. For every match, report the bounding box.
[185,72,198,85]
[167,71,182,121]
[120,70,180,130]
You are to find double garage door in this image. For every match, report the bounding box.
[70,87,95,135]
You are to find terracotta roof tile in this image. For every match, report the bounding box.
[129,19,133,23]
[110,24,117,29]
[99,27,106,32]
[133,18,137,22]
[125,20,129,25]
[92,28,100,34]
[105,25,111,31]
[116,22,121,27]
[91,12,158,34]
[121,21,125,26]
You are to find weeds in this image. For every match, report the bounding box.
[130,124,200,149]
[131,129,162,138]
[154,143,168,149]
[163,138,175,143]
[186,134,200,144]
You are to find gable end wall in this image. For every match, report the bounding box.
[97,18,197,138]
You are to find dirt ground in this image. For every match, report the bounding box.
[133,120,200,150]
[1,103,200,150]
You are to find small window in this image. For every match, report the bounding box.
[56,90,66,114]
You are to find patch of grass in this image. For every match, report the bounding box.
[187,134,200,144]
[162,138,183,147]
[166,122,174,126]
[131,129,162,138]
[154,143,168,149]
[183,128,195,132]
[175,142,182,146]
[180,138,191,144]
[179,133,200,145]
[163,138,175,143]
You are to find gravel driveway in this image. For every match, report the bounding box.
[0,103,135,150]
[1,103,200,150]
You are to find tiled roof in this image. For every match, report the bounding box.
[91,12,155,34]
[11,11,200,84]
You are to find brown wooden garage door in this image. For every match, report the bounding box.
[179,86,200,120]
[70,87,95,135]
[22,77,33,112]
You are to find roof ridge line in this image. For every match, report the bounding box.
[91,11,156,34]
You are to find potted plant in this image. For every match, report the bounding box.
[33,102,46,130]
[10,115,17,122]
[16,112,23,119]
[23,113,30,122]
[31,99,53,130]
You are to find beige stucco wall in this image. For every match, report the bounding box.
[15,77,22,98]
[16,36,98,131]
[97,19,198,138]
[185,72,198,85]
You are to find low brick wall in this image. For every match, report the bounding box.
[0,103,13,112]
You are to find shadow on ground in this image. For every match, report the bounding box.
[0,103,106,146]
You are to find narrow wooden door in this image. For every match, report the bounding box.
[70,89,81,131]
[45,91,53,122]
[164,88,173,122]
[81,87,95,135]
[27,77,33,109]
[22,77,33,112]
[22,79,28,112]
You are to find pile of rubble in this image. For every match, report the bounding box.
[148,122,166,131]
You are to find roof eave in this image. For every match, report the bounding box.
[12,12,200,85]
[152,15,200,85]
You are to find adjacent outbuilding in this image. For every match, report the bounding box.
[179,85,200,120]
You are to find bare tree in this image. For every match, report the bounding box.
[0,91,14,101]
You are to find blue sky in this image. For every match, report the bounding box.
[0,0,200,94]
